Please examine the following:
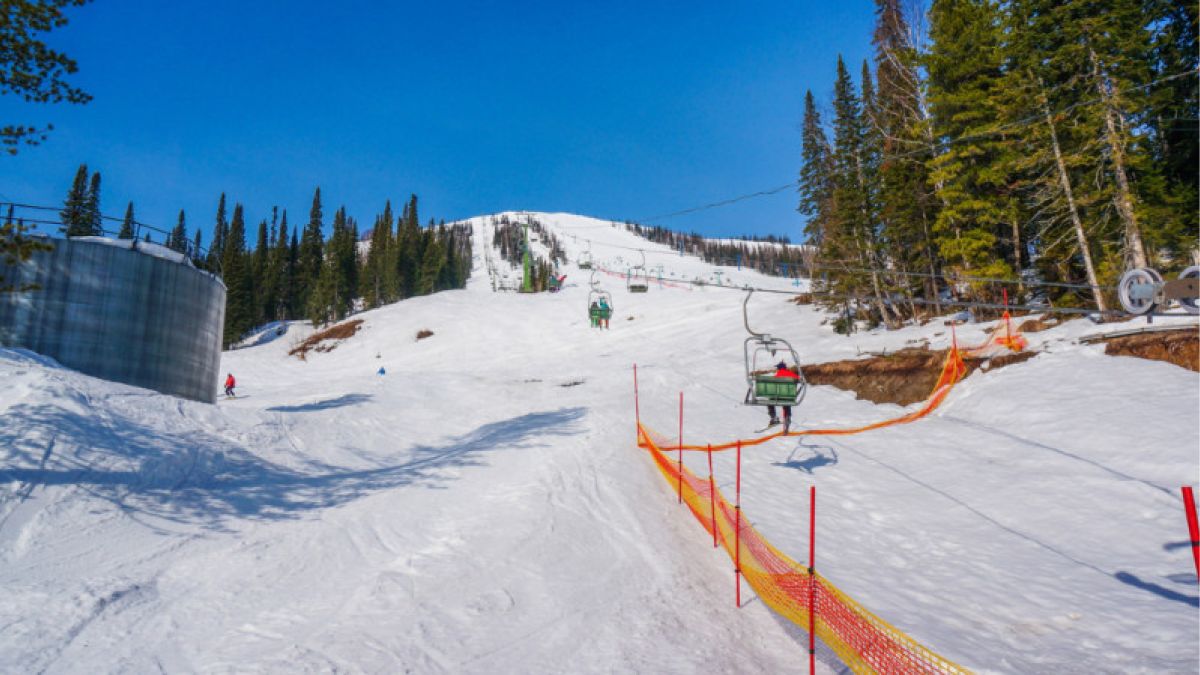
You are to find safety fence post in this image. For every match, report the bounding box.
[808,485,817,675]
[1183,486,1199,582]
[633,364,641,443]
[678,392,684,503]
[735,440,742,608]
[708,444,717,548]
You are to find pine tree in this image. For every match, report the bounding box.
[221,204,254,345]
[872,0,941,312]
[83,171,102,236]
[417,234,444,295]
[118,202,135,239]
[298,187,326,311]
[926,0,1017,299]
[253,216,270,324]
[192,228,203,265]
[60,163,90,236]
[167,210,188,252]
[798,90,835,247]
[267,209,293,320]
[206,193,228,273]
[1143,1,1198,266]
[309,206,355,325]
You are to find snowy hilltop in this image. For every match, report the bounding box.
[1,212,1197,673]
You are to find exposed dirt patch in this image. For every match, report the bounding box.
[1101,329,1198,372]
[803,347,1037,406]
[416,329,434,340]
[289,319,364,360]
[791,293,813,305]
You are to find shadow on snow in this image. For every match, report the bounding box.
[0,402,585,533]
[265,392,373,413]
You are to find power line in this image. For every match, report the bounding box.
[630,69,1199,225]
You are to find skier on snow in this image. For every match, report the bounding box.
[224,373,236,398]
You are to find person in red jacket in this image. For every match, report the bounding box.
[224,373,236,398]
[767,361,799,430]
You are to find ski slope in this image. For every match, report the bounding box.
[1,212,1197,673]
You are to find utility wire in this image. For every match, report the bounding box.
[631,69,1199,224]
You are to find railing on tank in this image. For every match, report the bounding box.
[0,202,221,276]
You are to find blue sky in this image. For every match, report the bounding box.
[0,0,876,245]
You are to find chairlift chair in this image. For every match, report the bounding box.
[628,249,650,293]
[741,290,807,408]
[578,248,593,270]
[588,271,613,324]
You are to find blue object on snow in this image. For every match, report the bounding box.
[377,367,386,376]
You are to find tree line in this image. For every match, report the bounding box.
[54,165,473,347]
[798,0,1196,327]
[622,222,814,278]
[491,215,567,292]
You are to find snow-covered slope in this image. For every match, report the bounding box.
[2,212,1197,673]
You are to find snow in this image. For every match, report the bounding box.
[73,236,193,266]
[2,212,1197,673]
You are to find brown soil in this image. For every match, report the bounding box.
[289,319,364,360]
[1101,329,1198,372]
[803,347,1036,406]
[791,293,813,305]
[416,329,434,340]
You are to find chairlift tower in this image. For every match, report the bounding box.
[521,222,533,293]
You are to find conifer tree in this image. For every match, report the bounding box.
[298,187,326,311]
[206,193,228,273]
[83,171,101,236]
[221,204,254,345]
[926,0,1017,296]
[267,209,292,321]
[118,202,135,239]
[253,216,270,323]
[417,234,444,295]
[192,229,203,265]
[167,210,188,252]
[60,163,90,236]
[798,90,834,247]
[872,0,941,309]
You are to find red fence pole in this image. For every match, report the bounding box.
[708,444,717,548]
[735,440,742,608]
[633,364,641,443]
[1183,486,1199,582]
[678,391,684,503]
[808,485,816,675]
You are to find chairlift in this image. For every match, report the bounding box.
[742,289,807,408]
[628,249,650,293]
[588,271,613,326]
[578,244,593,270]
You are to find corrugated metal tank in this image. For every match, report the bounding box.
[0,237,226,403]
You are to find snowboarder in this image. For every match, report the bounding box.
[598,297,611,330]
[766,361,799,431]
[224,373,236,398]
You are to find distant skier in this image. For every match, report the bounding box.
[598,297,611,329]
[377,366,386,376]
[765,361,799,431]
[224,373,236,398]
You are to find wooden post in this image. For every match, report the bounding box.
[678,392,684,503]
[735,440,742,607]
[708,444,717,548]
[808,485,817,675]
[1183,486,1199,582]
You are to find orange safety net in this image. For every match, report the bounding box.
[638,426,971,674]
